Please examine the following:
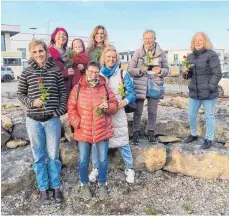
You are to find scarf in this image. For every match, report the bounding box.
[86,76,99,88]
[49,45,68,61]
[100,63,119,78]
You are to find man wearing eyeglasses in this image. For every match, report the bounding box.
[128,30,169,145]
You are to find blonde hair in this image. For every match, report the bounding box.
[87,25,109,53]
[190,32,213,51]
[29,40,49,58]
[100,45,120,65]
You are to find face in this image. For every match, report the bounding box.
[55,30,67,45]
[143,32,155,50]
[104,51,117,68]
[194,34,205,50]
[73,41,83,53]
[95,28,105,44]
[32,44,47,66]
[86,66,100,80]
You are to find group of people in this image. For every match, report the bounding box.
[17,25,222,203]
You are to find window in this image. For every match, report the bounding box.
[3,58,21,66]
[17,48,27,59]
[1,67,6,71]
[127,55,129,62]
[1,34,5,51]
[222,72,229,78]
[174,54,178,62]
[121,55,124,60]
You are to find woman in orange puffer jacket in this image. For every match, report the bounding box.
[68,61,118,200]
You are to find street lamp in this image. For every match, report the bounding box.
[29,27,37,40]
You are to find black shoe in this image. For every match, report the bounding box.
[132,131,140,145]
[54,189,63,203]
[201,139,212,149]
[184,135,198,143]
[39,190,50,205]
[148,130,156,143]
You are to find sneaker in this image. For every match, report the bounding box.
[81,184,92,200]
[99,184,108,201]
[125,169,135,183]
[201,139,213,149]
[184,135,198,143]
[53,188,63,203]
[132,131,140,145]
[148,130,156,143]
[89,168,99,182]
[39,190,50,205]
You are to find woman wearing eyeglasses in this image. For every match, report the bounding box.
[128,29,169,145]
[68,61,118,200]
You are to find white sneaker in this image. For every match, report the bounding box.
[125,169,135,183]
[89,168,98,182]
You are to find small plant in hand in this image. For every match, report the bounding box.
[117,79,128,97]
[63,50,76,68]
[38,77,50,110]
[183,55,194,69]
[93,96,108,117]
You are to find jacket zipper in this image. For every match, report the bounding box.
[194,58,199,100]
[92,88,95,144]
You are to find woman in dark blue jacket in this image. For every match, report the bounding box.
[182,32,222,149]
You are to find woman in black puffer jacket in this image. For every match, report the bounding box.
[182,32,222,149]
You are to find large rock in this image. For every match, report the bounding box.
[60,113,72,142]
[1,145,35,197]
[214,114,229,143]
[110,143,167,172]
[163,141,229,180]
[1,129,11,146]
[59,142,78,167]
[11,110,29,141]
[158,136,181,143]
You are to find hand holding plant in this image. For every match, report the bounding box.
[117,80,128,97]
[38,77,50,110]
[93,96,108,117]
[183,55,194,72]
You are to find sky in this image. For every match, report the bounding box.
[1,1,229,52]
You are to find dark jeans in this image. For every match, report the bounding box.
[133,98,159,132]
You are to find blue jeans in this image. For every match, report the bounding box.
[188,97,217,141]
[78,140,108,184]
[92,144,133,169]
[26,116,62,190]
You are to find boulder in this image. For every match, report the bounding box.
[1,129,11,146]
[163,141,229,180]
[60,113,72,142]
[1,145,35,197]
[59,142,78,167]
[214,114,229,143]
[158,136,181,143]
[6,140,28,149]
[109,143,167,173]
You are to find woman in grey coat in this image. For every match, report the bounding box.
[128,30,169,144]
[182,32,222,149]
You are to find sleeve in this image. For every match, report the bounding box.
[16,70,34,108]
[67,85,81,129]
[55,71,68,116]
[106,85,119,115]
[208,52,222,91]
[160,51,169,77]
[124,72,136,104]
[127,50,143,77]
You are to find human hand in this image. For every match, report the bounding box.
[152,67,161,73]
[77,64,84,70]
[182,66,188,73]
[99,101,108,109]
[140,65,148,73]
[33,98,44,108]
[68,68,75,75]
[53,111,58,117]
[118,100,127,110]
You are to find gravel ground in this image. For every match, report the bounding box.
[1,166,229,215]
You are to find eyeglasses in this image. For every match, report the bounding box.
[87,70,100,74]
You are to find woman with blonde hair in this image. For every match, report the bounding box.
[86,25,109,61]
[17,40,67,204]
[89,45,136,184]
[182,32,222,149]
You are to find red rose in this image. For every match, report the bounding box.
[183,55,187,59]
[38,77,44,83]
